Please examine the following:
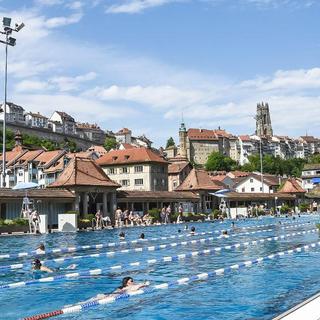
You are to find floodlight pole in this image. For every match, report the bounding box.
[2,31,8,187]
[0,18,24,188]
[259,137,264,193]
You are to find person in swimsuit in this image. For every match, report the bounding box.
[72,277,150,306]
[31,259,54,273]
[35,243,45,255]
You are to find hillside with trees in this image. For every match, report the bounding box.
[205,151,320,177]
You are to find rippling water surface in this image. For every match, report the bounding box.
[0,215,320,319]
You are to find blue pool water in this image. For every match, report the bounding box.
[1,215,320,320]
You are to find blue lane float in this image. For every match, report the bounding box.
[0,221,313,273]
[0,227,274,274]
[0,219,313,261]
[23,239,320,320]
[2,228,317,290]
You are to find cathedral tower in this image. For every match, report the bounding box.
[255,102,273,137]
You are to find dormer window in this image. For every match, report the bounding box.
[124,155,130,160]
[112,156,118,161]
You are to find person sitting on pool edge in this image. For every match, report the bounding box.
[31,258,54,273]
[190,226,196,235]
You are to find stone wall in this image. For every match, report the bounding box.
[1,121,100,150]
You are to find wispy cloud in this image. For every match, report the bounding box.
[106,0,181,14]
[105,0,317,14]
[46,12,83,28]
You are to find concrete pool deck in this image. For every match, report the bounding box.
[274,291,320,320]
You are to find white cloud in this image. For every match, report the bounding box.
[106,0,180,14]
[46,12,83,28]
[66,1,83,10]
[50,72,97,92]
[35,0,64,6]
[87,84,207,108]
[14,93,138,123]
[15,80,51,92]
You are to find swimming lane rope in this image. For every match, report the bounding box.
[2,228,317,290]
[23,239,320,320]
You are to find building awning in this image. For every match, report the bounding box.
[210,192,295,201]
[312,178,320,184]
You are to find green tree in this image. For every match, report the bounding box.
[205,152,237,171]
[104,137,117,151]
[166,137,175,148]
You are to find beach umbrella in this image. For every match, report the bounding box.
[12,182,39,190]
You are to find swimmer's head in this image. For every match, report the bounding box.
[121,276,133,288]
[119,232,125,238]
[32,258,42,269]
[140,233,145,239]
[191,226,195,232]
[38,243,45,251]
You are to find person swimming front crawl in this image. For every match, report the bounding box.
[71,277,150,306]
[32,258,77,273]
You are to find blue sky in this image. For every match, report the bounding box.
[0,0,320,147]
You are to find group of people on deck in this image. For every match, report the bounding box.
[114,208,152,227]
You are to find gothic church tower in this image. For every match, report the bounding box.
[255,102,273,137]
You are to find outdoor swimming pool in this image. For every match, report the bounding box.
[1,215,320,320]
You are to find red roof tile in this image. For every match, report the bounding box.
[187,128,219,141]
[279,178,306,194]
[34,150,66,167]
[176,169,226,191]
[168,161,190,174]
[239,135,251,142]
[121,143,137,149]
[96,147,168,166]
[49,157,120,188]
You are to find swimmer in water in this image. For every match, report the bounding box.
[32,258,77,273]
[70,277,150,306]
[218,230,229,238]
[31,258,53,273]
[35,243,45,255]
[190,226,196,235]
[119,232,125,240]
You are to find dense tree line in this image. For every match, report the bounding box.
[205,151,320,177]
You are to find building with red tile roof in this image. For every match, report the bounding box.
[96,147,169,192]
[168,159,192,191]
[49,157,119,217]
[175,169,225,213]
[279,178,305,194]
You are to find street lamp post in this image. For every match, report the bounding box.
[254,114,264,193]
[259,137,264,193]
[0,17,24,187]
